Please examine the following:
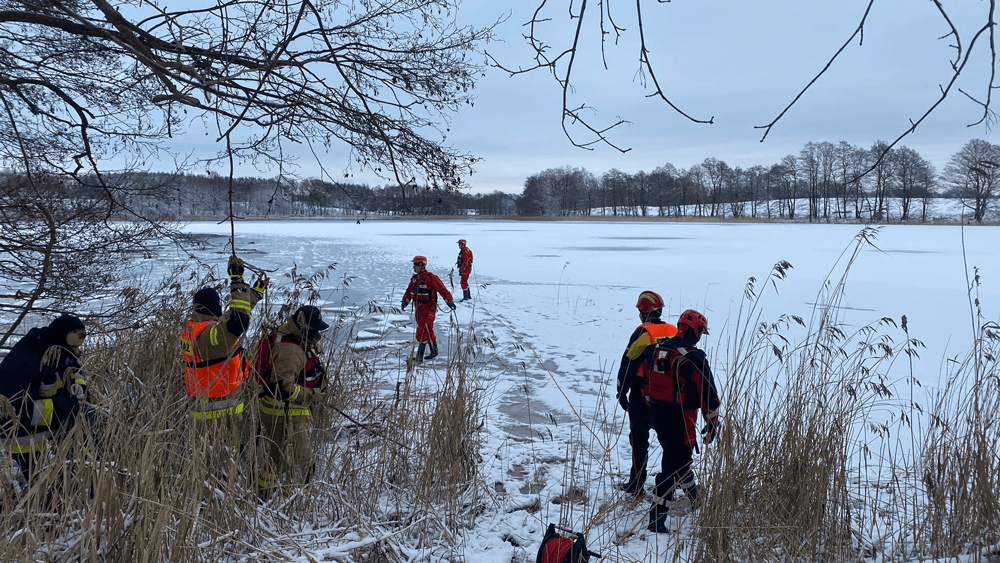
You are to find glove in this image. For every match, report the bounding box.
[448,301,457,311]
[617,389,629,412]
[252,273,269,296]
[401,300,409,311]
[227,256,245,282]
[701,420,720,444]
[70,383,87,404]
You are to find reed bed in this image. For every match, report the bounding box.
[3,229,1000,562]
[1,274,490,562]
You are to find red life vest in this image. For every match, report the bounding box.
[644,342,707,445]
[181,319,246,399]
[254,330,324,396]
[413,272,435,304]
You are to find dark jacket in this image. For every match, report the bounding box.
[0,326,83,430]
[617,319,676,403]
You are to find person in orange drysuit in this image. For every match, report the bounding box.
[456,239,474,301]
[401,255,456,362]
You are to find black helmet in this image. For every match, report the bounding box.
[193,288,223,317]
[294,305,330,334]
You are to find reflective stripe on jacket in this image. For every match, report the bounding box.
[189,396,245,420]
[182,319,246,400]
[1,430,52,454]
[258,396,310,417]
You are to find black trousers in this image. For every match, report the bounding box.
[625,391,653,490]
[649,401,695,505]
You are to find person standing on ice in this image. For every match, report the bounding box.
[0,313,89,482]
[615,291,677,497]
[256,305,329,500]
[181,255,268,421]
[640,309,721,533]
[456,239,474,301]
[401,255,456,363]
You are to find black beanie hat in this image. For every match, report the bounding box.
[47,313,85,346]
[193,288,223,317]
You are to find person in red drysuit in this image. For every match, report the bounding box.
[401,255,456,362]
[456,239,474,301]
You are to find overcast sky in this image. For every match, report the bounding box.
[432,0,1000,194]
[201,1,1000,195]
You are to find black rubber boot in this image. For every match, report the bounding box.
[416,343,426,363]
[425,341,439,360]
[462,288,472,301]
[647,501,671,533]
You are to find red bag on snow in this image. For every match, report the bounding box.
[536,524,599,563]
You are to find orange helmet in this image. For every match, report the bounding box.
[636,291,664,316]
[677,309,709,337]
[412,255,427,267]
[458,239,467,246]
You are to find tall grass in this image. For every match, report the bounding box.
[1,275,489,562]
[4,230,1000,562]
[691,227,999,562]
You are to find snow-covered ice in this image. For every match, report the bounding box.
[172,218,999,561]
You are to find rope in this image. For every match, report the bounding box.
[227,135,236,257]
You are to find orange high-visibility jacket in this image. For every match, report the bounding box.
[182,319,246,399]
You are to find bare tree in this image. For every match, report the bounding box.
[701,157,729,218]
[917,158,938,222]
[779,155,799,219]
[0,0,496,189]
[943,139,1000,222]
[0,173,168,344]
[867,141,896,221]
[0,0,497,329]
[894,146,932,222]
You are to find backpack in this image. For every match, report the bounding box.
[254,330,324,394]
[535,524,597,563]
[643,340,693,405]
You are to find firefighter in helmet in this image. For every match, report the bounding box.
[401,255,455,362]
[615,291,677,497]
[0,313,89,482]
[256,304,329,499]
[640,309,721,533]
[456,239,474,301]
[181,255,268,421]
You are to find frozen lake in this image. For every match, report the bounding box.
[180,218,999,395]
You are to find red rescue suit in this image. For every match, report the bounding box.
[457,246,474,290]
[403,270,453,344]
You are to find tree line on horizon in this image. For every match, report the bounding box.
[15,138,997,222]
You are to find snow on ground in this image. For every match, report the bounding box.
[177,218,999,561]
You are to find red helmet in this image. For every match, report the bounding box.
[412,255,427,267]
[636,291,664,316]
[677,309,709,337]
[458,239,467,246]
